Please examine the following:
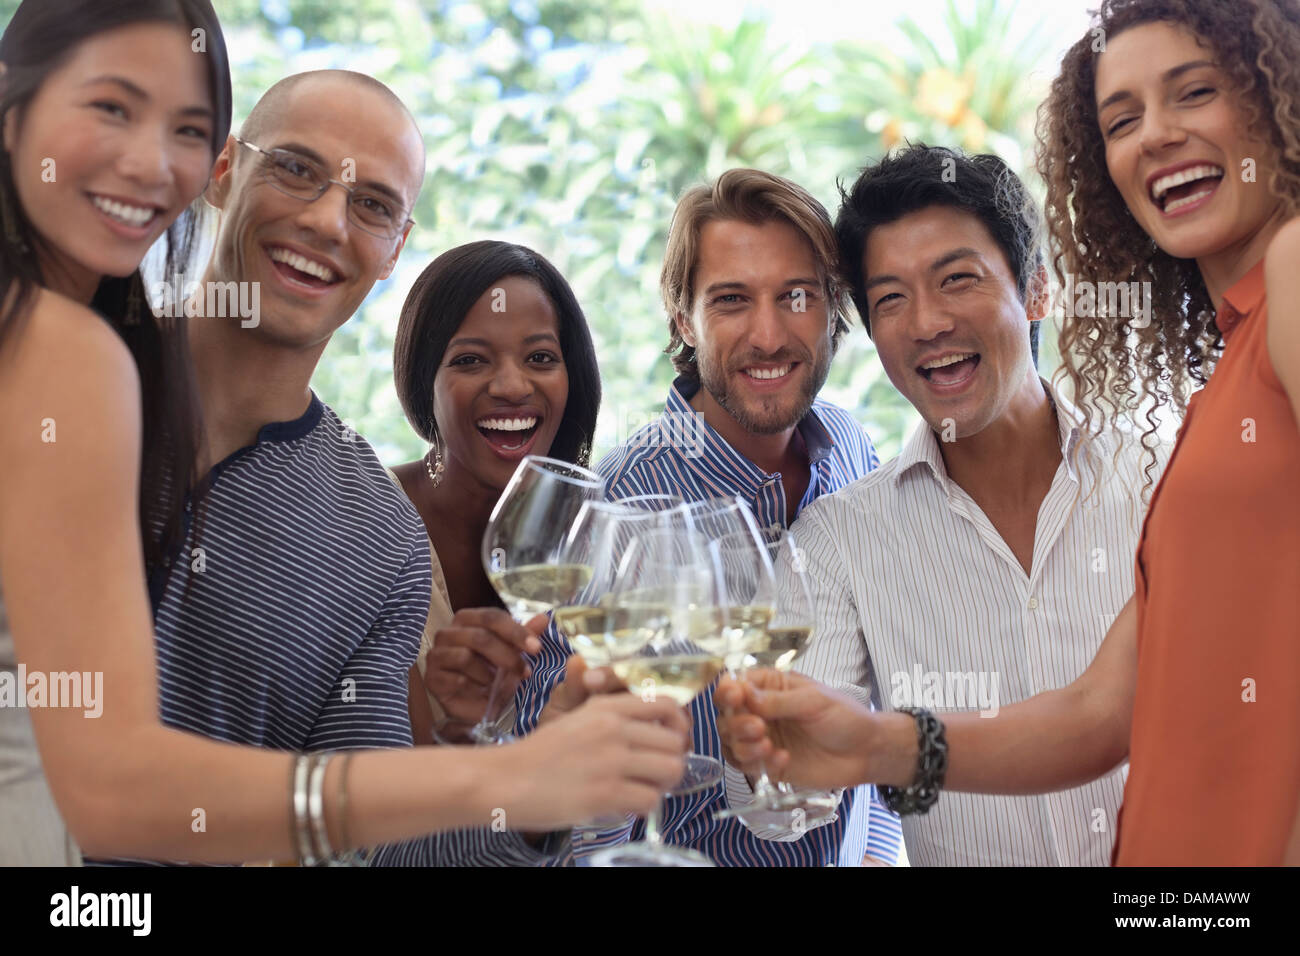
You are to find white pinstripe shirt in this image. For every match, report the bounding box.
[782,388,1158,866]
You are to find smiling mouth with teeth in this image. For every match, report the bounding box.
[267,246,340,287]
[1149,164,1224,213]
[91,194,159,229]
[918,352,980,385]
[743,364,794,381]
[477,415,540,451]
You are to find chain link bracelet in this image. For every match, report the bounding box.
[878,707,947,815]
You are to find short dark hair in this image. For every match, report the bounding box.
[394,241,601,467]
[835,144,1043,365]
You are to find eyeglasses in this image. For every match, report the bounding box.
[235,138,414,239]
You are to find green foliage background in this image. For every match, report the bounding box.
[1,0,1059,464]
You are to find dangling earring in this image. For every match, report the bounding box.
[424,432,445,487]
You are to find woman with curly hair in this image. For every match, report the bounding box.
[717,0,1300,866]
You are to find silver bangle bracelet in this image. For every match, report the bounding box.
[292,753,315,865]
[308,753,334,864]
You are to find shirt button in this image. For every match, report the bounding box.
[768,522,782,535]
[1027,597,1039,610]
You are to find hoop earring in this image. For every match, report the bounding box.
[423,432,445,487]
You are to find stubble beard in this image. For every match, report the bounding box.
[695,344,832,436]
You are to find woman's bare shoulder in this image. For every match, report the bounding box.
[0,286,141,458]
[1266,217,1300,268]
[3,286,133,370]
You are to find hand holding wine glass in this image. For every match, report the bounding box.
[587,528,727,867]
[501,692,693,828]
[471,455,604,745]
[422,608,546,741]
[714,529,838,826]
[715,670,905,793]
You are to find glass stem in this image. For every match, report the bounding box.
[645,796,666,847]
[478,667,507,730]
[738,661,778,800]
[474,644,530,741]
[753,765,779,799]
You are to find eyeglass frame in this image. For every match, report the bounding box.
[234,137,416,239]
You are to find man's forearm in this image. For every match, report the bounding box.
[930,682,1127,794]
[889,597,1136,796]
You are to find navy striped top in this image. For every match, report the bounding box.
[93,394,430,865]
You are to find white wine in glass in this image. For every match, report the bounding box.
[746,624,812,672]
[610,653,725,708]
[471,455,604,746]
[552,601,670,666]
[488,563,594,621]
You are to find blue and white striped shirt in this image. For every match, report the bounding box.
[523,376,904,866]
[94,394,431,866]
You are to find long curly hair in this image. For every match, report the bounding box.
[1037,0,1300,493]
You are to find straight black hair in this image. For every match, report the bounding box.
[0,0,232,583]
[394,240,601,468]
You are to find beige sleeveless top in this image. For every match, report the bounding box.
[0,586,82,865]
[384,469,454,721]
[384,468,516,736]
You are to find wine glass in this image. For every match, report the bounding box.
[470,455,604,745]
[707,529,777,675]
[553,499,679,667]
[553,502,685,831]
[715,528,838,829]
[681,495,766,544]
[588,528,725,867]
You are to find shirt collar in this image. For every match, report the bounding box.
[255,391,324,444]
[1217,259,1267,343]
[667,374,837,476]
[893,377,1083,488]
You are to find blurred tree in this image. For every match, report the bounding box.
[0,0,1055,463]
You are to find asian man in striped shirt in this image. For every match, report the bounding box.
[724,145,1159,865]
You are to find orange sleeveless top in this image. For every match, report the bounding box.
[1115,261,1300,865]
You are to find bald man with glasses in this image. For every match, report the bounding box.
[92,70,431,865]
